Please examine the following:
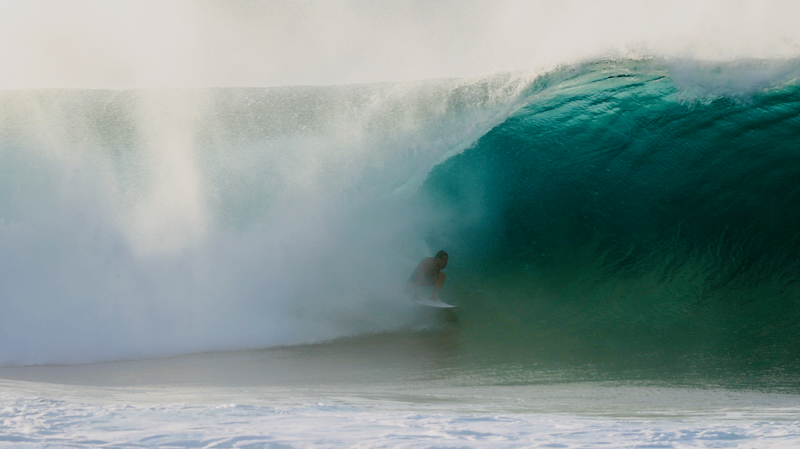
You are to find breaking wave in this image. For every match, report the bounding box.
[2,58,800,369]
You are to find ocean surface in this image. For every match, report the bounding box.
[2,58,800,447]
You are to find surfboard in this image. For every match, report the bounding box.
[415,298,457,308]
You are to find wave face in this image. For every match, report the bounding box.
[3,59,800,372]
[421,59,800,373]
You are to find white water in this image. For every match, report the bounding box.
[3,0,800,367]
[2,335,799,448]
[4,396,798,448]
[2,1,800,447]
[3,375,800,448]
[0,76,531,366]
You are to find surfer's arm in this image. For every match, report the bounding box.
[409,258,433,300]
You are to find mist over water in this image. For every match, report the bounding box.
[2,0,800,89]
[0,76,531,366]
[2,2,800,376]
[5,5,800,449]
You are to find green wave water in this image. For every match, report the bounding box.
[2,59,800,386]
[419,60,800,381]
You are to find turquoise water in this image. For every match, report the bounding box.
[3,4,800,445]
[419,61,800,387]
[1,59,800,388]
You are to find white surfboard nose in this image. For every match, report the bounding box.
[415,299,457,308]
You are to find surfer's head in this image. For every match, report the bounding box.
[434,250,449,269]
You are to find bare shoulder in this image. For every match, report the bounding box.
[412,257,435,276]
[418,257,435,268]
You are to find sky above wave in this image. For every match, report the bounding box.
[1,0,798,89]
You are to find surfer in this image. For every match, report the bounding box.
[408,250,449,302]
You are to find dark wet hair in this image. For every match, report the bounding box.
[435,250,449,260]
